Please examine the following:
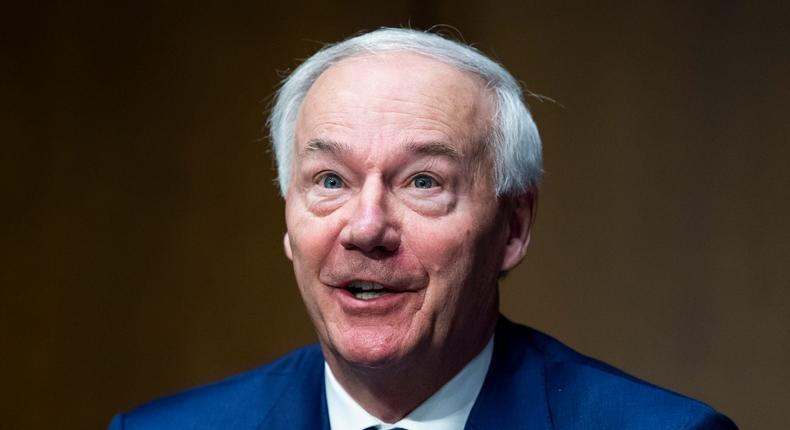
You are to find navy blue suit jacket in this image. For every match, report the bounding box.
[110,317,737,429]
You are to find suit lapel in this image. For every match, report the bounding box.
[465,316,554,430]
[254,317,553,429]
[256,348,331,430]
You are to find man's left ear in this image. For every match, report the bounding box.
[500,189,537,272]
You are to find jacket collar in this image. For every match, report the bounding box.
[256,346,330,430]
[257,316,552,430]
[464,316,554,430]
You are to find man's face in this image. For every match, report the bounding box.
[284,53,527,370]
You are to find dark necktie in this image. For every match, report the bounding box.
[362,426,408,430]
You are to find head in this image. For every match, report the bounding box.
[269,28,542,372]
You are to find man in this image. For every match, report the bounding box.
[110,28,737,429]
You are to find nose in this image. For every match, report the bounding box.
[339,178,400,255]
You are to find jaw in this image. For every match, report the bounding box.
[316,285,429,369]
[318,286,499,424]
[316,275,499,371]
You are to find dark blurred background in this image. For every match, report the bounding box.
[3,1,788,429]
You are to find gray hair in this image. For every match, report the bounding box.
[267,27,542,197]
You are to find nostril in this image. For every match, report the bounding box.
[368,245,397,259]
[342,241,397,257]
[365,248,396,260]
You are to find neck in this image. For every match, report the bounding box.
[325,308,498,423]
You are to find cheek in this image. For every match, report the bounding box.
[408,221,474,279]
[407,210,506,294]
[286,218,339,316]
[287,214,339,278]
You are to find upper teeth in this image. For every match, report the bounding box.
[350,281,384,291]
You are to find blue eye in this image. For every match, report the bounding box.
[322,174,344,189]
[413,175,434,189]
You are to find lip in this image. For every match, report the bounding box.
[331,285,419,315]
[329,277,420,293]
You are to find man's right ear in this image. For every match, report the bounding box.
[283,232,293,261]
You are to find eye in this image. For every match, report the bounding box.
[321,173,344,189]
[412,175,435,189]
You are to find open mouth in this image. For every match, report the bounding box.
[346,281,393,301]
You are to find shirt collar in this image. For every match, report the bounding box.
[325,336,494,430]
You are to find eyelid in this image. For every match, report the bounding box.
[314,170,338,181]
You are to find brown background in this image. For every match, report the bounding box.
[3,1,788,429]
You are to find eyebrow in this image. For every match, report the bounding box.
[406,141,461,160]
[298,138,462,161]
[299,139,351,159]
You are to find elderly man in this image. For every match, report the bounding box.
[110,28,736,429]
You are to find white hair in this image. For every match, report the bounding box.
[268,27,542,197]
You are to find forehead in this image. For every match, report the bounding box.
[295,52,494,153]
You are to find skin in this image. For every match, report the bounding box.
[283,52,534,422]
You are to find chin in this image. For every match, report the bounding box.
[329,326,415,369]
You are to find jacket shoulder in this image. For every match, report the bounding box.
[521,326,737,429]
[109,344,324,430]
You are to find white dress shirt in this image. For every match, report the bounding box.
[325,336,494,430]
